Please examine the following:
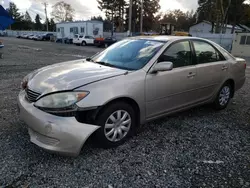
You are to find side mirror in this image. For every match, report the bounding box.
[151,62,173,73]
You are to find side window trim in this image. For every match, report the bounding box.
[190,39,226,65]
[158,39,195,68]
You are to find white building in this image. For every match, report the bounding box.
[231,32,250,57]
[56,20,103,39]
[189,21,243,35]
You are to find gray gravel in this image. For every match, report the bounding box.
[0,37,250,188]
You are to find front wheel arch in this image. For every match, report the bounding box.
[81,41,87,46]
[96,97,141,128]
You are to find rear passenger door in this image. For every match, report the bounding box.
[191,40,228,100]
[88,36,95,44]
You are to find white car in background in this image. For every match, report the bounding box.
[73,34,95,46]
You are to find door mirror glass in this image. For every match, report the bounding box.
[152,62,173,72]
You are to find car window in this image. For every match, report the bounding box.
[89,36,94,39]
[79,35,83,38]
[158,41,192,68]
[74,35,78,38]
[192,40,225,64]
[92,39,164,70]
[85,36,90,39]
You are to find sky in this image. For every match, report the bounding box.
[1,0,198,21]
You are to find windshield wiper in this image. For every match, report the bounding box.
[94,61,117,68]
[86,57,94,62]
[94,61,136,71]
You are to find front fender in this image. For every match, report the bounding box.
[75,70,147,124]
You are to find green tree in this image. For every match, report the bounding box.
[91,16,103,21]
[142,0,161,32]
[51,1,75,22]
[124,0,160,32]
[23,11,33,30]
[6,2,23,30]
[35,14,42,30]
[160,9,196,32]
[228,0,250,32]
[98,0,127,32]
[49,18,56,31]
[196,0,250,33]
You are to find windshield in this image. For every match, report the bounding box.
[91,39,164,70]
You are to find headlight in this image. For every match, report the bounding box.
[34,91,89,109]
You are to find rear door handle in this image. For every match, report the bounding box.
[222,66,228,70]
[187,72,196,78]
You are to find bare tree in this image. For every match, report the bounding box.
[51,1,75,22]
[219,0,232,33]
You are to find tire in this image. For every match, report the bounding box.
[82,41,87,46]
[213,82,232,110]
[93,102,136,148]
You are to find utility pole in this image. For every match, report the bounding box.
[111,8,114,37]
[140,0,143,33]
[128,0,132,36]
[42,2,49,31]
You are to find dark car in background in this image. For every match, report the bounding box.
[41,33,54,41]
[94,37,117,48]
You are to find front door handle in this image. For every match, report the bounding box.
[187,72,196,78]
[222,66,228,70]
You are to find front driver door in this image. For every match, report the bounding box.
[145,40,199,119]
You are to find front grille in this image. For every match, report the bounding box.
[26,89,41,102]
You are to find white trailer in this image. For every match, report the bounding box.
[56,21,103,39]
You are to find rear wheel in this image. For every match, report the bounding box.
[93,102,136,148]
[213,82,232,110]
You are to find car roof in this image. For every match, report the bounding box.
[128,36,206,43]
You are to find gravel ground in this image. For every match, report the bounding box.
[0,37,249,188]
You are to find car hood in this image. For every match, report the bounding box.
[27,59,127,95]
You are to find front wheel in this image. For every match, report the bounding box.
[82,41,87,46]
[93,102,136,148]
[213,82,232,110]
